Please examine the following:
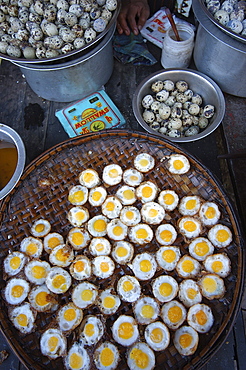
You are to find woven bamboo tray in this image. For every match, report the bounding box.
[0,130,244,370]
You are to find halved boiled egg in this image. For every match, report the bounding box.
[9,302,36,334]
[46,267,72,294]
[176,255,201,278]
[30,219,51,238]
[178,279,202,308]
[133,296,160,325]
[106,218,128,241]
[20,236,43,258]
[79,168,100,188]
[4,277,30,305]
[111,241,134,264]
[208,224,232,248]
[166,154,190,175]
[49,244,74,267]
[88,186,107,207]
[44,232,64,254]
[93,341,120,370]
[102,164,123,186]
[187,303,214,333]
[134,153,155,173]
[64,342,90,370]
[3,251,28,277]
[79,315,104,346]
[129,252,157,281]
[173,325,199,356]
[156,246,181,271]
[24,259,51,285]
[198,273,226,300]
[128,223,153,245]
[116,185,136,205]
[155,224,177,245]
[40,328,67,360]
[57,302,83,334]
[179,196,201,216]
[112,315,139,346]
[152,275,178,303]
[158,190,179,211]
[127,342,155,370]
[68,185,88,206]
[97,288,121,315]
[203,253,231,278]
[28,284,58,312]
[178,217,202,239]
[72,282,98,309]
[188,237,214,261]
[87,215,109,237]
[67,206,90,227]
[123,168,143,187]
[117,275,141,303]
[92,256,115,279]
[141,202,165,225]
[102,196,122,219]
[161,300,187,330]
[67,228,91,250]
[89,237,111,256]
[144,321,170,351]
[69,256,92,280]
[120,206,141,227]
[199,201,221,226]
[136,181,158,203]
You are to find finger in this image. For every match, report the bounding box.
[117,14,131,35]
[137,8,150,31]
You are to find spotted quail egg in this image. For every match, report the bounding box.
[203,253,231,277]
[158,189,179,211]
[87,215,109,237]
[178,217,202,239]
[67,227,91,250]
[152,275,178,303]
[49,244,74,267]
[230,8,245,22]
[28,284,58,312]
[112,315,139,346]
[173,325,199,356]
[176,80,189,92]
[120,206,141,226]
[159,103,171,119]
[4,277,30,305]
[168,129,182,138]
[199,201,221,226]
[134,153,155,173]
[136,181,158,203]
[24,259,51,285]
[79,315,104,346]
[214,9,230,25]
[46,267,72,294]
[187,303,214,333]
[93,341,120,370]
[156,89,169,102]
[127,342,155,370]
[129,252,157,281]
[89,237,111,256]
[161,300,187,330]
[111,240,134,264]
[144,321,170,351]
[142,94,154,109]
[106,0,117,11]
[79,168,100,188]
[207,0,221,14]
[68,185,88,206]
[166,154,190,174]
[221,0,234,13]
[123,168,144,187]
[151,80,164,92]
[40,328,67,360]
[198,273,226,300]
[150,100,161,113]
[102,164,123,186]
[72,281,98,309]
[155,224,177,245]
[9,302,36,334]
[88,186,107,207]
[178,279,202,308]
[57,302,83,334]
[198,116,209,129]
[116,185,136,205]
[30,219,51,238]
[184,126,200,137]
[3,251,28,277]
[141,201,165,225]
[69,256,92,281]
[163,79,175,91]
[203,104,215,118]
[84,27,97,43]
[97,288,121,315]
[64,342,90,370]
[44,232,64,254]
[143,110,155,124]
[179,195,201,216]
[208,223,232,248]
[92,255,115,279]
[102,196,123,218]
[67,206,90,227]
[227,19,243,33]
[133,296,160,325]
[129,223,153,245]
[117,275,141,303]
[156,246,181,271]
[93,17,107,32]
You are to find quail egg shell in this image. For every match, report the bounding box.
[93,341,120,370]
[24,259,51,285]
[133,153,155,173]
[72,282,98,309]
[198,273,226,300]
[111,241,134,264]
[102,196,123,219]
[152,275,178,303]
[199,201,221,226]
[44,232,64,254]
[178,217,202,239]
[141,201,165,225]
[127,342,155,370]
[144,321,170,351]
[69,256,92,280]
[208,223,232,248]
[49,244,74,267]
[97,288,121,315]
[57,303,83,333]
[28,284,58,312]
[30,219,51,238]
[88,186,107,206]
[158,190,179,211]
[151,80,164,92]
[106,218,128,241]
[133,296,160,325]
[129,252,157,281]
[68,185,88,206]
[40,328,67,360]
[67,206,90,227]
[67,228,91,250]
[136,181,158,203]
[161,300,187,330]
[87,215,109,237]
[46,267,72,294]
[92,255,115,279]
[142,94,154,109]
[173,325,199,356]
[123,168,144,187]
[64,342,90,370]
[89,237,111,256]
[166,154,190,174]
[155,224,177,245]
[4,251,28,277]
[120,206,141,227]
[128,223,153,245]
[79,168,100,188]
[117,275,141,303]
[176,255,201,278]
[188,237,214,261]
[178,279,202,308]
[20,236,43,258]
[116,185,136,205]
[112,315,139,346]
[102,164,123,186]
[9,302,36,334]
[4,277,30,305]
[203,253,231,277]
[79,315,104,346]
[179,196,202,216]
[187,303,214,333]
[156,246,181,271]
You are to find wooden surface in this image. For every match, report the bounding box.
[0,37,246,369]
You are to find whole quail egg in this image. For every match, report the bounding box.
[128,223,153,245]
[40,328,67,360]
[179,195,202,216]
[214,9,230,25]
[46,267,72,294]
[116,185,136,205]
[158,104,171,119]
[203,253,231,277]
[106,218,128,241]
[156,246,181,271]
[64,342,90,370]
[111,240,134,264]
[152,275,178,303]
[117,275,141,303]
[187,303,214,333]
[92,255,115,279]
[101,196,123,218]
[67,228,91,250]
[134,153,155,173]
[28,284,58,312]
[84,28,97,43]
[87,215,109,237]
[178,217,202,239]
[120,206,141,226]
[93,341,120,370]
[176,255,201,278]
[178,279,202,308]
[188,237,214,261]
[199,201,221,226]
[141,201,165,225]
[127,342,155,370]
[173,325,199,356]
[129,252,157,281]
[44,232,64,254]
[161,300,187,330]
[4,277,30,305]
[155,224,177,245]
[30,218,51,237]
[88,186,107,206]
[143,110,155,124]
[3,251,28,277]
[123,168,144,187]
[166,154,190,174]
[102,164,123,186]
[136,181,158,203]
[57,302,83,334]
[203,104,215,119]
[144,321,170,351]
[156,89,169,102]
[68,185,88,205]
[79,168,100,188]
[67,206,90,227]
[158,189,179,211]
[9,302,36,334]
[112,315,139,346]
[133,296,160,325]
[24,259,51,285]
[89,237,111,256]
[72,281,98,309]
[208,223,232,248]
[142,95,154,109]
[198,273,226,300]
[79,315,104,346]
[151,80,164,92]
[97,288,121,315]
[69,256,92,280]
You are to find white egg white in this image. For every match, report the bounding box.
[161,300,187,330]
[67,206,90,228]
[144,321,170,351]
[101,196,123,219]
[97,288,121,315]
[46,267,72,294]
[173,325,199,356]
[120,206,141,227]
[133,296,160,325]
[106,218,128,241]
[136,181,158,203]
[176,255,201,278]
[40,328,67,360]
[179,196,202,216]
[24,259,51,285]
[87,215,109,237]
[28,284,58,312]
[198,273,226,300]
[156,246,181,271]
[43,232,64,254]
[49,244,74,267]
[134,153,155,173]
[4,251,28,277]
[178,217,202,239]
[116,185,137,205]
[112,315,139,346]
[188,237,214,261]
[199,201,221,226]
[187,303,214,333]
[20,236,43,258]
[64,342,90,370]
[141,201,165,225]
[128,223,153,245]
[88,186,107,207]
[4,277,30,305]
[57,303,83,334]
[89,237,111,256]
[152,275,178,303]
[127,342,155,370]
[102,164,123,186]
[9,302,36,334]
[208,224,232,248]
[92,256,115,279]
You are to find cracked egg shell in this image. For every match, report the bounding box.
[64,342,90,370]
[173,325,199,356]
[4,277,30,306]
[144,321,170,351]
[67,206,90,227]
[112,315,139,347]
[79,315,104,346]
[88,186,107,206]
[161,300,187,330]
[46,267,72,294]
[203,253,231,277]
[111,240,134,264]
[117,275,141,303]
[20,236,43,259]
[187,303,214,333]
[133,296,160,325]
[40,328,67,360]
[44,232,64,254]
[127,342,155,370]
[9,302,37,334]
[133,153,155,173]
[28,284,58,312]
[3,251,28,277]
[72,282,98,309]
[152,275,178,303]
[93,341,120,370]
[67,227,91,250]
[30,219,51,238]
[178,279,202,308]
[69,256,92,280]
[97,288,121,315]
[24,259,51,285]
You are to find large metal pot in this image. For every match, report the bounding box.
[192,0,246,97]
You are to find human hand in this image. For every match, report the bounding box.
[117,0,150,36]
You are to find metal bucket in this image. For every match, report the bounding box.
[192,0,246,98]
[13,25,115,102]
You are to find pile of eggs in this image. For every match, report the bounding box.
[0,0,117,59]
[205,0,246,36]
[2,152,233,370]
[141,79,215,139]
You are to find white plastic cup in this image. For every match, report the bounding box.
[161,23,195,69]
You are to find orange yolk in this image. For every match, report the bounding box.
[160,230,173,242]
[10,256,21,270]
[36,291,49,306]
[140,259,152,272]
[211,260,223,273]
[74,260,85,272]
[150,328,163,343]
[32,265,46,279]
[184,220,197,232]
[35,223,45,233]
[118,322,134,339]
[94,219,107,233]
[69,190,84,204]
[26,242,38,256]
[130,348,149,369]
[142,186,153,198]
[141,305,154,319]
[168,306,182,323]
[194,241,209,256]
[205,206,216,219]
[160,283,172,297]
[216,229,229,243]
[195,310,207,325]
[123,280,133,292]
[117,246,127,257]
[136,228,148,239]
[164,193,175,205]
[179,333,192,348]
[186,199,197,210]
[69,352,83,369]
[72,232,84,246]
[12,285,24,298]
[103,296,116,309]
[182,259,194,273]
[173,159,184,170]
[64,308,76,321]
[162,249,176,263]
[100,347,114,367]
[17,313,28,327]
[48,336,59,352]
[81,289,93,301]
[84,323,95,337]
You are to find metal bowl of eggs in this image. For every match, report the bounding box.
[0,124,26,200]
[132,68,225,143]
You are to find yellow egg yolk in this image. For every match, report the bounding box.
[179,333,192,348]
[160,230,173,243]
[75,211,85,222]
[31,265,46,279]
[56,248,70,262]
[103,296,116,309]
[72,232,84,246]
[92,191,102,202]
[84,323,95,337]
[95,242,104,252]
[130,348,149,369]
[149,208,158,218]
[173,159,184,171]
[118,322,134,339]
[142,186,153,198]
[150,328,163,343]
[216,229,230,243]
[17,313,28,327]
[10,256,21,270]
[139,158,149,168]
[100,262,109,273]
[48,335,59,352]
[140,259,152,272]
[106,201,115,211]
[186,199,197,210]
[64,308,76,322]
[203,277,217,293]
[182,259,195,273]
[113,226,123,236]
[36,291,49,306]
[100,347,115,367]
[117,246,127,257]
[94,219,107,233]
[136,228,148,239]
[164,193,175,205]
[123,189,135,200]
[125,210,134,220]
[48,236,61,249]
[69,190,84,204]
[52,275,66,290]
[184,220,197,232]
[194,241,209,256]
[160,283,172,297]
[123,280,133,292]
[26,242,38,256]
[168,306,182,323]
[69,352,83,369]
[109,169,119,178]
[35,223,45,233]
[211,260,223,273]
[187,288,198,300]
[195,310,207,326]
[12,285,24,298]
[130,175,139,182]
[205,206,216,219]
[74,260,85,272]
[162,249,176,263]
[141,305,154,319]
[83,172,95,184]
[81,289,93,301]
